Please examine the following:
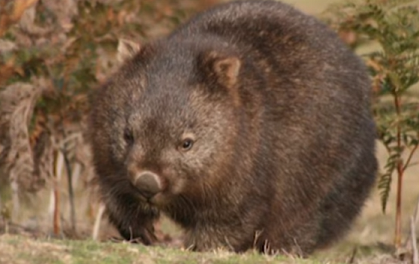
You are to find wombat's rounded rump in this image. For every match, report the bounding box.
[89,0,377,256]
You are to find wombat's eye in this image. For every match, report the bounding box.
[180,138,194,151]
[123,128,134,145]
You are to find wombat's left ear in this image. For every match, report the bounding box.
[212,55,241,87]
[198,51,241,89]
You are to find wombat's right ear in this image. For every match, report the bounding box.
[117,38,141,63]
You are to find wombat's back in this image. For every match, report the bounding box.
[173,0,373,138]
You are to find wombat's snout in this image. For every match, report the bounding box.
[134,171,163,199]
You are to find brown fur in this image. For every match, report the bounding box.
[88,0,378,256]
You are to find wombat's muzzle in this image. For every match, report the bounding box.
[133,171,163,199]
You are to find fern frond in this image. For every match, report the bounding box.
[378,171,392,213]
[378,151,401,213]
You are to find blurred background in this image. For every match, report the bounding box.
[0,0,418,260]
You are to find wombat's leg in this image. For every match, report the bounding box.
[316,147,377,249]
[254,214,320,257]
[184,226,253,252]
[105,192,160,245]
[184,231,225,251]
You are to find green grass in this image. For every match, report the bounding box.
[0,234,347,264]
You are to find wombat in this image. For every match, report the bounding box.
[89,0,378,256]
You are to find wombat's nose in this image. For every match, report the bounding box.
[134,172,162,199]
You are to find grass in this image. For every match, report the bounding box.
[0,234,342,264]
[0,231,408,263]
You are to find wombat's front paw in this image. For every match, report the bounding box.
[115,218,158,245]
[107,203,160,245]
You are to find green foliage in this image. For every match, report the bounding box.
[324,0,419,214]
[323,0,419,248]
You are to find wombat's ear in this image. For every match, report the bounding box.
[117,38,141,63]
[213,56,241,87]
[198,51,241,89]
